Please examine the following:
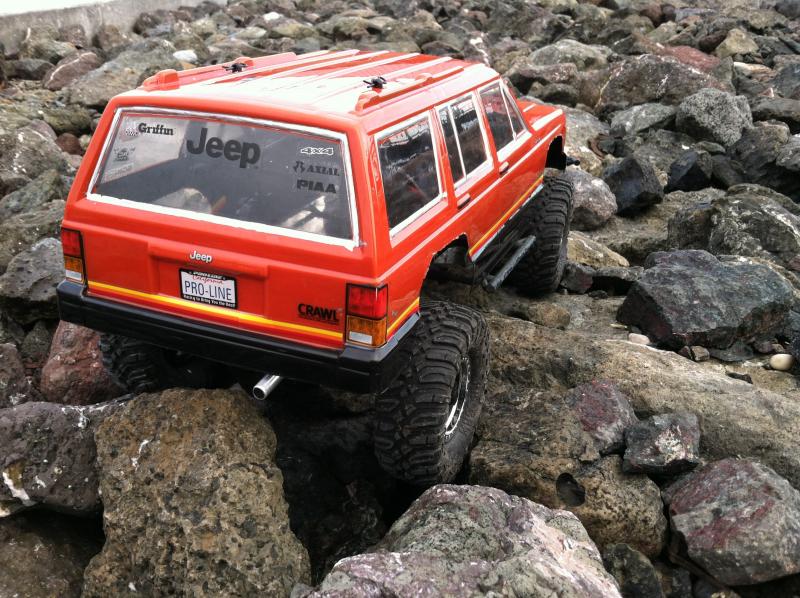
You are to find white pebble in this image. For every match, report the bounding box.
[628,333,651,345]
[769,353,795,371]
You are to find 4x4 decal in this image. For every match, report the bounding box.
[300,146,334,156]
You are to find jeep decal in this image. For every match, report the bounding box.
[186,127,261,168]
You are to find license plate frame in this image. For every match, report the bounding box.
[179,269,237,309]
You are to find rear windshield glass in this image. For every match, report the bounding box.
[92,111,353,241]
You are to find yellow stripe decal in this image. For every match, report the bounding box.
[388,298,420,336]
[469,174,544,256]
[89,280,343,340]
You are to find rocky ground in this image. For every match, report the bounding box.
[1,0,800,596]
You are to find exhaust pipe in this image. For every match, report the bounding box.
[252,374,282,401]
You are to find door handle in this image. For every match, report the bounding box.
[499,161,510,174]
[457,193,471,207]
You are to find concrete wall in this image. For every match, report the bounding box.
[0,0,227,54]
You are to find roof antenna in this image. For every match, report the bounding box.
[363,76,387,90]
[223,62,248,74]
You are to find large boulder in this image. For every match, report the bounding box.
[0,121,68,195]
[0,400,123,516]
[300,485,622,597]
[0,511,102,598]
[729,121,800,201]
[64,40,180,108]
[0,200,64,272]
[563,166,617,230]
[617,250,794,349]
[664,458,800,585]
[563,107,609,176]
[82,388,310,596]
[40,322,122,405]
[675,88,752,148]
[750,97,800,134]
[0,169,70,219]
[609,103,676,137]
[0,237,64,324]
[529,39,612,71]
[42,50,103,91]
[602,156,664,215]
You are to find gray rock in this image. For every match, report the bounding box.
[751,97,800,134]
[618,250,794,349]
[19,34,77,64]
[0,200,64,273]
[610,103,677,137]
[20,319,53,365]
[563,107,610,176]
[42,51,103,91]
[603,544,665,598]
[301,485,622,598]
[564,166,618,231]
[64,40,180,108]
[9,58,53,80]
[729,121,799,201]
[623,412,701,475]
[0,400,123,516]
[0,511,102,598]
[603,156,664,215]
[0,169,70,219]
[0,122,68,195]
[664,458,800,585]
[715,28,759,60]
[82,388,311,597]
[666,150,713,192]
[676,88,752,148]
[530,39,612,71]
[564,380,638,455]
[0,237,64,324]
[0,342,35,409]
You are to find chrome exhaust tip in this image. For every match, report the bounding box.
[252,374,282,401]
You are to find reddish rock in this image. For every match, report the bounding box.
[564,380,639,455]
[40,322,122,405]
[42,51,102,91]
[55,133,82,156]
[0,343,35,409]
[664,458,800,585]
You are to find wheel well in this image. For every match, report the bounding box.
[546,136,567,170]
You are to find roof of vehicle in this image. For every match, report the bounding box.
[125,50,500,132]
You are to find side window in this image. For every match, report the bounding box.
[451,95,488,175]
[437,107,464,182]
[504,86,526,135]
[479,84,514,152]
[377,116,441,231]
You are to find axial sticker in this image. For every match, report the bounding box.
[300,146,334,156]
[293,160,340,176]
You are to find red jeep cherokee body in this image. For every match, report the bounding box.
[57,50,566,392]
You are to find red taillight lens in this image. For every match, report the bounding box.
[60,228,83,257]
[346,284,388,319]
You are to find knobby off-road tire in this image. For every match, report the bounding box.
[374,301,489,486]
[509,174,574,296]
[99,333,230,394]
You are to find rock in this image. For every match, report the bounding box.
[0,200,64,273]
[610,103,676,137]
[42,51,103,91]
[40,322,122,406]
[663,458,800,585]
[675,88,752,148]
[666,150,713,192]
[64,40,180,108]
[709,341,755,363]
[525,302,572,330]
[94,24,136,55]
[0,400,123,516]
[302,484,622,598]
[0,511,102,598]
[623,412,701,475]
[628,333,651,345]
[0,122,68,195]
[603,156,664,215]
[19,33,76,64]
[563,380,638,455]
[594,55,727,118]
[560,261,596,294]
[729,122,799,201]
[0,342,35,409]
[530,39,612,71]
[715,28,759,59]
[618,250,794,349]
[0,170,70,219]
[9,58,53,80]
[485,313,800,489]
[678,345,711,362]
[750,97,800,134]
[20,320,53,365]
[769,353,795,371]
[0,237,64,324]
[563,107,610,176]
[563,167,618,230]
[83,388,310,596]
[55,132,82,155]
[568,232,629,269]
[603,544,664,598]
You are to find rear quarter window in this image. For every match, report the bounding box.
[479,84,515,152]
[377,115,441,233]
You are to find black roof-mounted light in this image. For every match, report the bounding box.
[223,62,249,74]
[363,76,387,90]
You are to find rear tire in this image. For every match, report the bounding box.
[374,301,489,486]
[508,174,574,296]
[99,334,231,394]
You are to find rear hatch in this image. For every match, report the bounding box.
[74,107,362,349]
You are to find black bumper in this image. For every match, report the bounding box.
[56,281,416,393]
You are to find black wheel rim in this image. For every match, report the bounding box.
[445,355,471,438]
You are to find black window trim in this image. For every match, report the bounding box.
[434,91,492,190]
[375,111,445,238]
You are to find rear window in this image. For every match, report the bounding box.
[91,110,354,242]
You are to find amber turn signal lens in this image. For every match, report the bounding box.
[64,255,84,283]
[346,315,387,347]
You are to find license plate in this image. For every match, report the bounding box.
[180,270,237,309]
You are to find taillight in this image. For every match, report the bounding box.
[60,228,85,284]
[346,284,388,347]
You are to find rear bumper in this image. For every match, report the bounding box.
[56,281,416,393]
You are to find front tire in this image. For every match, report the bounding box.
[374,301,489,486]
[99,334,230,394]
[509,174,574,296]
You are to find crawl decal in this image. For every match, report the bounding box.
[298,303,340,324]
